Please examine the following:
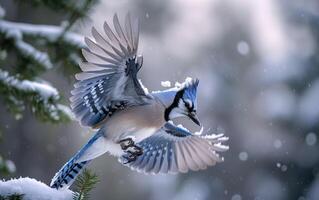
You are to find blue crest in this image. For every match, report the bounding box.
[181,78,199,105]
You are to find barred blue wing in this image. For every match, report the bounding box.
[120,122,229,174]
[70,13,149,127]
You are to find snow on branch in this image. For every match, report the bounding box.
[0,69,74,121]
[0,19,85,48]
[57,104,75,120]
[0,177,73,200]
[0,4,5,18]
[0,20,53,70]
[0,69,59,101]
[15,39,53,69]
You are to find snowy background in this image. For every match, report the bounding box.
[1,0,319,199]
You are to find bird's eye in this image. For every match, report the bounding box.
[183,100,193,110]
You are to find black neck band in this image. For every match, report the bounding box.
[164,89,184,121]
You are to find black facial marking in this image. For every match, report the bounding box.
[164,89,184,121]
[182,99,194,112]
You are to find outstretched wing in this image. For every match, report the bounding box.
[120,122,229,174]
[70,14,149,127]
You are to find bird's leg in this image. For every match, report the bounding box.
[132,145,143,156]
[119,138,144,164]
[119,138,143,156]
[125,143,143,156]
[119,138,134,150]
[122,146,143,164]
[122,153,137,164]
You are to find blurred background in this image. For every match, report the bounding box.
[1,0,319,199]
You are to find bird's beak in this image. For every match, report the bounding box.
[189,112,201,126]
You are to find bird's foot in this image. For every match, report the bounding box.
[119,138,134,150]
[126,145,143,156]
[119,138,143,164]
[122,153,137,164]
[122,146,144,164]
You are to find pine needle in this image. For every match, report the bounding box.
[0,194,24,200]
[73,169,99,200]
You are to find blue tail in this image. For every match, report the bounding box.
[50,129,106,189]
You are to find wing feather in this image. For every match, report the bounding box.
[70,13,148,127]
[168,143,179,173]
[152,148,164,174]
[85,37,122,62]
[91,27,122,56]
[144,151,157,173]
[182,141,201,170]
[132,18,139,51]
[103,21,129,56]
[185,140,207,169]
[82,49,119,66]
[113,14,131,53]
[79,62,118,71]
[125,13,134,49]
[188,139,214,166]
[175,142,189,173]
[121,122,228,174]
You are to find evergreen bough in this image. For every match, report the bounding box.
[0,194,24,200]
[0,0,98,182]
[73,169,99,200]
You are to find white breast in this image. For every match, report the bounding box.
[103,100,165,142]
[126,127,158,143]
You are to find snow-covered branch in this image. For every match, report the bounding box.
[0,20,53,70]
[57,104,75,120]
[0,19,85,72]
[0,69,74,121]
[0,69,59,101]
[0,177,73,200]
[15,39,53,69]
[0,19,85,48]
[0,18,82,122]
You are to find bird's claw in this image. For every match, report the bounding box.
[126,145,143,156]
[119,138,143,164]
[119,138,134,150]
[122,154,137,164]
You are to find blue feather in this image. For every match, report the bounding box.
[50,130,104,189]
[182,78,199,107]
[121,121,227,174]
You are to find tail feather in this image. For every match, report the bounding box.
[50,159,89,189]
[50,129,107,189]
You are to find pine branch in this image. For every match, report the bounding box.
[0,155,16,176]
[0,69,59,100]
[0,0,98,185]
[16,0,98,23]
[0,20,53,77]
[0,20,85,49]
[0,194,24,200]
[0,69,73,122]
[73,169,99,200]
[0,4,5,19]
[0,19,84,78]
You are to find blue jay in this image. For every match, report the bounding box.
[50,13,228,189]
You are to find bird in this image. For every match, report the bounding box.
[50,13,229,189]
